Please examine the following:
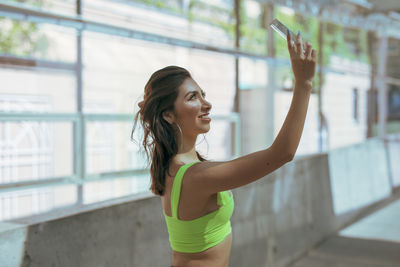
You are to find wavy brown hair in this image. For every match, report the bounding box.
[131,66,207,196]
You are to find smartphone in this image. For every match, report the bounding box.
[269,18,296,41]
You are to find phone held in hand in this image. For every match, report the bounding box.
[269,18,296,41]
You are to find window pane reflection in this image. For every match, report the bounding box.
[0,68,76,113]
[82,0,234,49]
[0,185,77,221]
[323,57,370,149]
[82,32,236,116]
[0,122,74,183]
[0,18,77,62]
[83,175,149,204]
[240,0,268,55]
[2,0,76,16]
[86,121,138,174]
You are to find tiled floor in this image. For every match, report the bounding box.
[289,199,400,267]
[340,199,400,242]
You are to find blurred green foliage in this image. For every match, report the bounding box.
[239,1,267,55]
[275,7,369,65]
[0,0,48,57]
[128,0,237,46]
[372,121,400,136]
[128,0,181,14]
[187,0,235,41]
[324,22,369,64]
[4,0,46,7]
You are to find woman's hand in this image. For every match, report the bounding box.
[287,30,316,89]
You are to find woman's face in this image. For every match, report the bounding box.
[172,77,212,137]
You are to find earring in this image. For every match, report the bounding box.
[174,122,183,150]
[196,134,206,146]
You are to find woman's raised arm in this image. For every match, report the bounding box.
[190,30,316,195]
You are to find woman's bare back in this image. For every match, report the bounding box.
[161,162,232,267]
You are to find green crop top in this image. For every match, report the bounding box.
[163,161,234,253]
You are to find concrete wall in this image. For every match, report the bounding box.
[0,135,398,267]
[385,133,400,187]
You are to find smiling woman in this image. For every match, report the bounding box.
[131,28,316,265]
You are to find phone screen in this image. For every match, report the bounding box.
[270,19,296,40]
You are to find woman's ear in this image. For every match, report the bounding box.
[162,110,175,125]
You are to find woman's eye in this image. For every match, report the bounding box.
[190,93,205,100]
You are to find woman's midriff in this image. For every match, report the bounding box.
[171,232,232,267]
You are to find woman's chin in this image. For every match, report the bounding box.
[198,126,210,134]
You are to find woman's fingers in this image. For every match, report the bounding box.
[311,49,317,62]
[288,30,316,62]
[305,41,312,60]
[295,31,303,58]
[286,30,295,58]
[286,29,292,47]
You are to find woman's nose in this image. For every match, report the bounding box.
[203,100,212,111]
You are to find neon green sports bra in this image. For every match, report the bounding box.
[163,161,235,253]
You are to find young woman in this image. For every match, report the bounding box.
[132,31,316,267]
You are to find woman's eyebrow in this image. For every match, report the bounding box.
[185,90,206,97]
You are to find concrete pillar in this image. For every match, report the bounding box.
[377,35,388,138]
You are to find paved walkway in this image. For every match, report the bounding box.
[289,199,400,267]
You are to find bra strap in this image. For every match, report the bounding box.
[171,161,200,219]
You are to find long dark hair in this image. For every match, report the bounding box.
[131,66,207,196]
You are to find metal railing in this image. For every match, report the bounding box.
[0,112,241,193]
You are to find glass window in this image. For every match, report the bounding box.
[0,18,77,62]
[83,175,149,204]
[82,32,180,114]
[323,69,370,149]
[86,121,137,174]
[324,23,368,66]
[82,0,235,49]
[240,0,268,55]
[0,68,76,113]
[82,31,236,116]
[239,57,268,90]
[0,121,74,183]
[2,0,77,16]
[0,185,77,221]
[238,58,270,153]
[197,120,234,161]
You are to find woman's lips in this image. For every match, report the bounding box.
[199,116,211,122]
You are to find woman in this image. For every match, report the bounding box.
[131,31,316,267]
